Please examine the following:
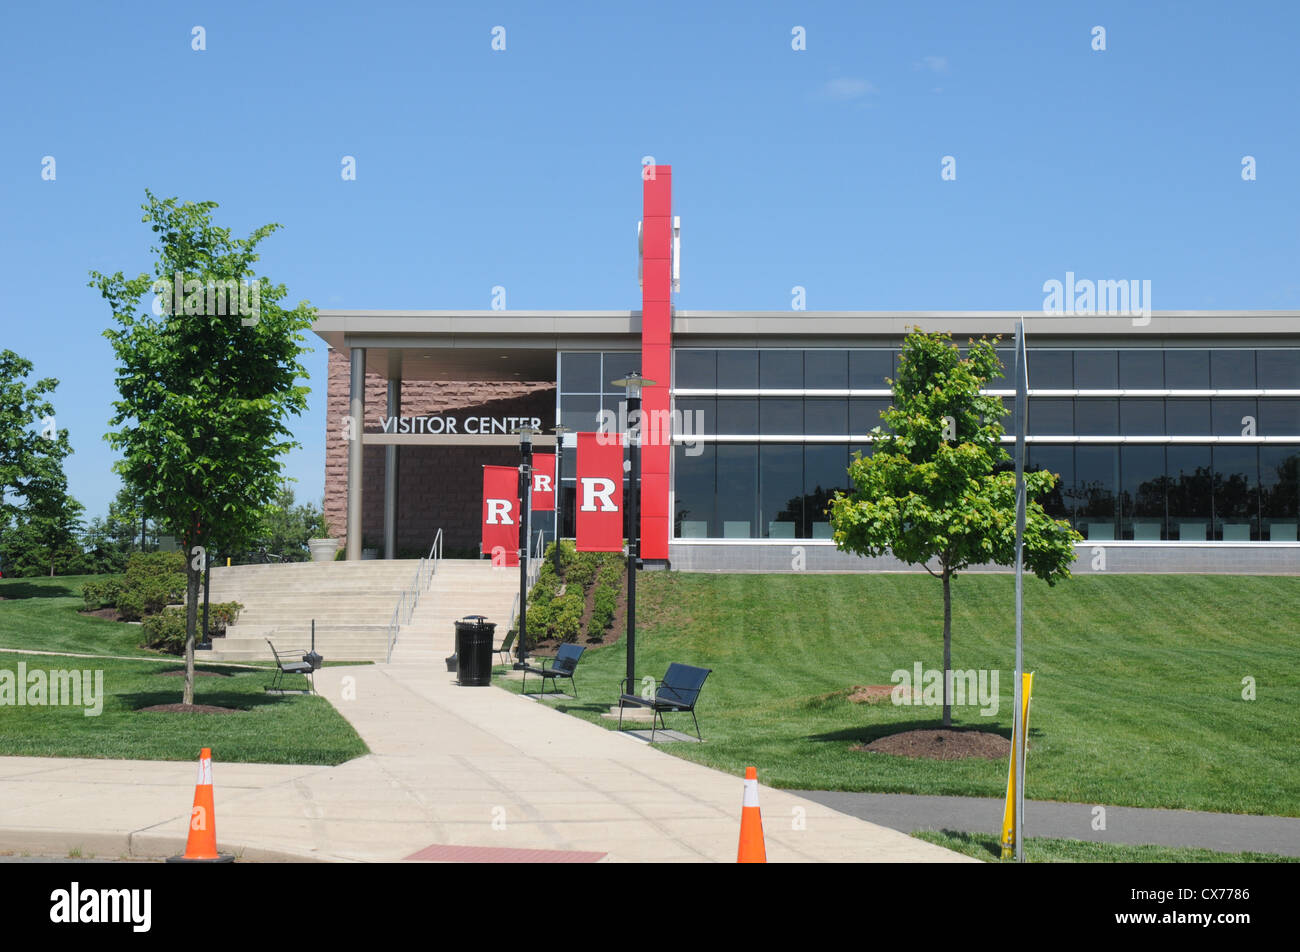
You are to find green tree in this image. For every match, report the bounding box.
[16,428,85,576]
[253,483,328,562]
[0,350,58,532]
[828,330,1081,726]
[90,191,315,705]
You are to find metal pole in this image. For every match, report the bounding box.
[199,552,211,650]
[625,393,641,695]
[516,437,532,667]
[346,347,366,560]
[1012,317,1028,863]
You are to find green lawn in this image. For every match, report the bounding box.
[912,829,1300,863]
[0,575,368,764]
[497,572,1300,816]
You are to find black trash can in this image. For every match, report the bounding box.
[454,615,496,686]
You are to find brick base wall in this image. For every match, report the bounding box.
[325,348,556,553]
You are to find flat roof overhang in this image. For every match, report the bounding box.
[313,309,1300,380]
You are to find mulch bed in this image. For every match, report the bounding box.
[853,729,1011,761]
[847,684,917,704]
[136,703,242,715]
[79,607,122,621]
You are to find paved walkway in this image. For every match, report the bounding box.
[0,658,969,863]
[795,791,1300,857]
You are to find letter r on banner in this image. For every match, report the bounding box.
[482,465,520,566]
[531,453,556,512]
[575,432,624,552]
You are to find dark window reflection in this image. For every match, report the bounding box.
[1212,399,1258,437]
[1120,350,1164,389]
[1165,350,1210,389]
[716,445,758,537]
[1076,351,1118,389]
[1258,350,1300,389]
[1167,445,1212,540]
[603,352,642,390]
[1030,351,1074,388]
[849,351,893,389]
[1075,398,1119,436]
[1030,398,1074,434]
[674,444,715,538]
[1073,446,1118,539]
[759,398,803,434]
[1120,446,1166,540]
[804,350,848,389]
[1258,398,1300,437]
[1166,399,1211,436]
[715,398,758,434]
[675,350,717,389]
[717,350,759,389]
[760,445,803,537]
[850,398,891,435]
[561,353,601,393]
[1028,446,1072,521]
[1121,399,1164,434]
[804,445,850,537]
[1260,448,1299,540]
[1213,445,1258,540]
[804,397,848,435]
[1211,351,1256,389]
[759,351,803,389]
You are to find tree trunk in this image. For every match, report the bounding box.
[184,551,199,707]
[942,568,952,728]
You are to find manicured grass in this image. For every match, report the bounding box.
[0,575,158,657]
[497,572,1300,816]
[912,829,1300,863]
[0,575,368,764]
[0,654,368,764]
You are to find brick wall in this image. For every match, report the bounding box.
[325,348,556,553]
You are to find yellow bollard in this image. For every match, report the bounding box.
[1000,672,1034,859]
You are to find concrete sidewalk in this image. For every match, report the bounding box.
[0,658,970,863]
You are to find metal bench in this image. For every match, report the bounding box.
[266,638,320,694]
[520,643,585,699]
[494,628,518,666]
[618,663,712,742]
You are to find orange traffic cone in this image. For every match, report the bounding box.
[737,766,767,863]
[167,748,234,863]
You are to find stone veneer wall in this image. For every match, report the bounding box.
[324,348,556,553]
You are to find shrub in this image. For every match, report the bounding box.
[550,591,584,643]
[139,608,187,654]
[590,586,616,633]
[116,551,187,621]
[567,551,600,591]
[206,601,242,637]
[82,576,124,611]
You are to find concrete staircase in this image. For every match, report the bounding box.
[387,561,520,665]
[202,559,519,663]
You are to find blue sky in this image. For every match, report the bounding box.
[2,0,1297,521]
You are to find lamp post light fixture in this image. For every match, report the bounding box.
[609,373,656,698]
[551,424,572,572]
[510,422,540,668]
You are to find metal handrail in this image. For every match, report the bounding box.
[508,530,549,630]
[385,529,444,663]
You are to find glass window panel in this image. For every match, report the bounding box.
[1030,398,1073,434]
[602,352,642,391]
[1258,398,1300,437]
[850,398,891,435]
[1074,446,1118,539]
[674,397,714,437]
[675,350,717,390]
[988,348,1014,385]
[804,350,848,390]
[1076,350,1118,389]
[1120,446,1166,539]
[1119,350,1164,389]
[1167,445,1213,539]
[716,350,759,389]
[1213,446,1258,540]
[759,351,803,389]
[1212,398,1258,437]
[674,443,715,538]
[1257,350,1300,389]
[849,350,893,389]
[760,445,803,537]
[1260,447,1299,539]
[560,352,601,393]
[1028,446,1073,521]
[1029,351,1074,388]
[715,444,758,536]
[715,398,758,434]
[804,397,848,436]
[1166,399,1211,436]
[1120,398,1165,435]
[1165,350,1210,389]
[1211,351,1256,389]
[1075,398,1119,436]
[760,398,803,434]
[559,394,601,431]
[803,444,850,538]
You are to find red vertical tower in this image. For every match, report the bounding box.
[640,166,672,561]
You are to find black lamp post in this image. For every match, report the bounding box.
[511,423,539,668]
[551,424,571,572]
[610,373,655,696]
